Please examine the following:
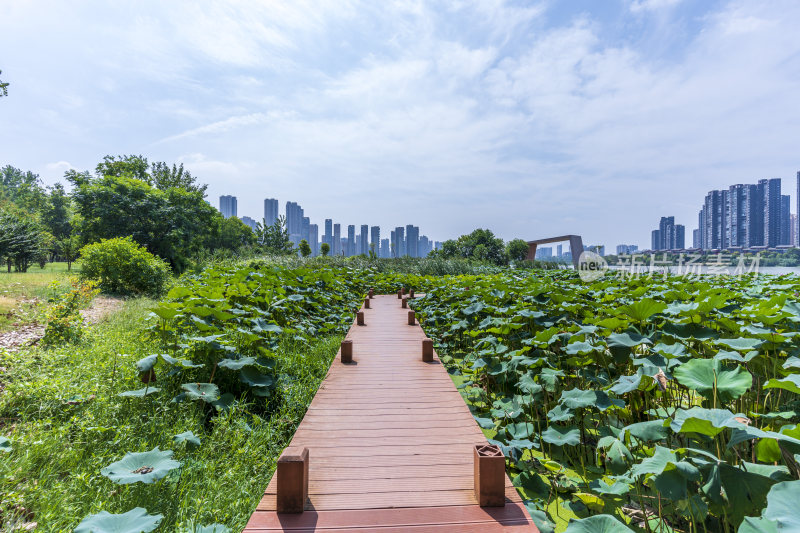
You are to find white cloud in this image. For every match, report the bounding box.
[629,0,683,13]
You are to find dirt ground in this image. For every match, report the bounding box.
[0,296,123,352]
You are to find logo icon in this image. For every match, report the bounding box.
[577,251,608,282]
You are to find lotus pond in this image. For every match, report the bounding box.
[412,270,800,532]
[3,262,800,532]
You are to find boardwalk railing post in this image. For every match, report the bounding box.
[422,338,433,362]
[401,297,408,309]
[409,289,415,299]
[368,288,374,299]
[364,298,371,309]
[397,289,402,299]
[357,311,365,326]
[474,444,505,507]
[341,339,353,364]
[408,311,415,325]
[277,446,309,513]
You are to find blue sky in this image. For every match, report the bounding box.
[1,0,799,249]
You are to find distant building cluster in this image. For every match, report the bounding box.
[624,171,800,254]
[616,244,638,255]
[218,196,437,257]
[651,217,685,251]
[695,176,793,250]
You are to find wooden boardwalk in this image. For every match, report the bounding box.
[243,295,537,532]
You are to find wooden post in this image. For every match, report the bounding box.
[277,447,309,513]
[409,289,415,299]
[408,311,415,325]
[368,288,374,299]
[397,290,402,299]
[401,297,408,309]
[357,311,365,326]
[364,298,370,309]
[401,287,406,295]
[341,339,353,364]
[474,444,505,507]
[422,338,433,362]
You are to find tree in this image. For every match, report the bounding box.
[0,70,8,97]
[506,239,529,262]
[71,174,216,273]
[150,162,207,194]
[0,212,48,272]
[209,216,256,251]
[438,229,507,265]
[255,216,293,255]
[0,166,46,212]
[298,239,312,257]
[42,183,72,240]
[95,155,150,182]
[57,234,80,271]
[320,242,330,256]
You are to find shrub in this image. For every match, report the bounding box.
[79,237,171,296]
[42,280,99,347]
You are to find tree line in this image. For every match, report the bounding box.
[0,155,293,273]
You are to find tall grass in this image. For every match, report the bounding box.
[0,298,340,531]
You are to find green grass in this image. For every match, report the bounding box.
[0,297,340,531]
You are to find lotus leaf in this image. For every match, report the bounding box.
[673,359,752,403]
[74,508,163,533]
[542,425,580,446]
[764,375,800,395]
[738,517,778,533]
[101,448,180,484]
[0,436,10,452]
[181,383,220,403]
[174,431,201,447]
[118,387,160,398]
[670,407,748,436]
[218,357,258,370]
[564,515,634,533]
[513,471,550,499]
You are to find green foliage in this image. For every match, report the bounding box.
[42,280,98,346]
[79,237,171,296]
[255,216,293,255]
[41,183,72,240]
[320,242,330,256]
[72,174,217,272]
[0,211,49,272]
[298,239,311,257]
[506,238,529,262]
[437,228,507,265]
[0,69,8,97]
[209,216,256,252]
[412,270,800,531]
[0,165,46,211]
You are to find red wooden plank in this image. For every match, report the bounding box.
[243,295,536,531]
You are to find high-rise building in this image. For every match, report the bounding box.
[435,241,443,251]
[761,178,782,248]
[324,219,332,247]
[264,198,279,227]
[616,244,638,255]
[359,225,369,256]
[380,238,389,258]
[692,229,701,249]
[651,230,660,251]
[240,216,258,231]
[792,214,798,247]
[308,224,319,256]
[219,195,237,218]
[347,225,356,256]
[702,190,727,250]
[781,195,791,245]
[557,244,563,257]
[797,172,800,247]
[394,227,405,257]
[370,226,380,255]
[301,217,310,246]
[285,201,304,246]
[419,236,430,257]
[333,224,341,256]
[536,247,553,259]
[405,225,419,258]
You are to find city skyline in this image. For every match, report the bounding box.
[222,194,438,257]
